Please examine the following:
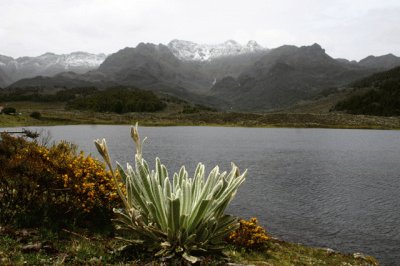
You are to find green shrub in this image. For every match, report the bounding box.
[95,124,247,263]
[2,107,16,114]
[29,111,42,119]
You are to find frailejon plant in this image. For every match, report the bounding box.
[94,124,247,263]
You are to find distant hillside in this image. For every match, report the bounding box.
[0,52,106,86]
[96,43,212,93]
[7,72,116,89]
[4,40,400,112]
[334,67,400,116]
[358,54,400,70]
[66,87,166,113]
[0,68,12,88]
[209,44,374,111]
[0,86,98,102]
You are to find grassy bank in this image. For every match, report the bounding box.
[0,226,378,265]
[1,101,400,129]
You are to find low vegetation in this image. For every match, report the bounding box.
[1,101,400,129]
[0,226,378,265]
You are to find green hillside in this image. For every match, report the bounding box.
[66,87,166,113]
[334,66,400,116]
[0,86,167,114]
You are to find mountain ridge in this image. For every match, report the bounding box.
[0,52,107,86]
[209,43,377,111]
[358,53,400,70]
[4,40,400,112]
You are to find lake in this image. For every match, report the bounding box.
[3,125,400,265]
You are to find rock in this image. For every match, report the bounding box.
[353,252,368,260]
[21,243,42,253]
[89,256,103,263]
[15,228,38,241]
[325,248,336,255]
[227,263,255,266]
[42,243,58,254]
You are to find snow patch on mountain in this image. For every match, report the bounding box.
[0,52,106,70]
[14,52,107,69]
[168,39,266,61]
[0,52,107,85]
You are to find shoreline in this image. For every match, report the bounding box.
[1,101,400,130]
[2,121,400,131]
[2,118,400,130]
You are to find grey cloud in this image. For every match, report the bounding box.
[0,0,399,60]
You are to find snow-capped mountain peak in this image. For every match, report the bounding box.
[27,51,107,68]
[0,52,107,85]
[59,52,107,68]
[167,39,266,61]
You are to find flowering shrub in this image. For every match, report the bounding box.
[58,150,120,213]
[227,217,269,249]
[0,133,119,228]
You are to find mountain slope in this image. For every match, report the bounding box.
[0,68,12,88]
[7,44,228,108]
[209,44,374,111]
[358,54,400,70]
[8,72,116,89]
[0,52,106,86]
[334,66,400,116]
[96,43,214,93]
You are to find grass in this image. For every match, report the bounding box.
[0,226,378,265]
[227,238,378,266]
[1,101,400,129]
[0,227,139,265]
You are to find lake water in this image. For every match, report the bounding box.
[3,125,400,265]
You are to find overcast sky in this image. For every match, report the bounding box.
[1,0,399,60]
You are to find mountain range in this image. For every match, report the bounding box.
[0,52,106,87]
[2,40,400,111]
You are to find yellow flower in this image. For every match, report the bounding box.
[227,217,269,249]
